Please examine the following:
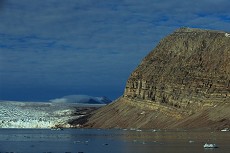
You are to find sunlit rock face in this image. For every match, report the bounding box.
[84,28,230,130]
[124,28,230,111]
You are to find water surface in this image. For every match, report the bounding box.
[0,128,229,153]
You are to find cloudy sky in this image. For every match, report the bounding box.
[0,0,229,101]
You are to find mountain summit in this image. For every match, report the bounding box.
[82,28,230,130]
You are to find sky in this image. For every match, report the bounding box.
[0,0,229,101]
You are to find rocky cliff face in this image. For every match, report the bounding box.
[124,27,230,111]
[83,28,230,130]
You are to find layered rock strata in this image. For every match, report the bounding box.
[83,28,230,130]
[124,28,230,111]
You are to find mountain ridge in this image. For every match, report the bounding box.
[80,27,230,130]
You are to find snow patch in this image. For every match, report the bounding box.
[225,33,230,37]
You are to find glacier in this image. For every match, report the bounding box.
[0,101,103,128]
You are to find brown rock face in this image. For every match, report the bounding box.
[84,28,230,130]
[124,27,230,111]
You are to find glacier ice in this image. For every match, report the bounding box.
[0,101,92,128]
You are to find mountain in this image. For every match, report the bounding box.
[81,28,230,130]
[50,95,112,104]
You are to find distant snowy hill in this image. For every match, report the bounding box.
[49,95,112,104]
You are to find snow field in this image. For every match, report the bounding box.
[0,101,81,128]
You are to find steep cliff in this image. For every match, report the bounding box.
[83,28,230,130]
[124,27,230,111]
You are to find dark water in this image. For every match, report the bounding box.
[0,128,229,153]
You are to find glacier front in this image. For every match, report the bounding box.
[0,101,102,128]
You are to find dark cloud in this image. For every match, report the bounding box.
[0,0,5,9]
[0,0,230,101]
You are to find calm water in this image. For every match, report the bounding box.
[0,128,229,153]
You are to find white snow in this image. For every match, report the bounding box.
[221,128,229,132]
[225,33,230,37]
[203,143,218,148]
[49,95,111,104]
[0,101,84,128]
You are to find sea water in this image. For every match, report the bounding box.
[0,128,229,153]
